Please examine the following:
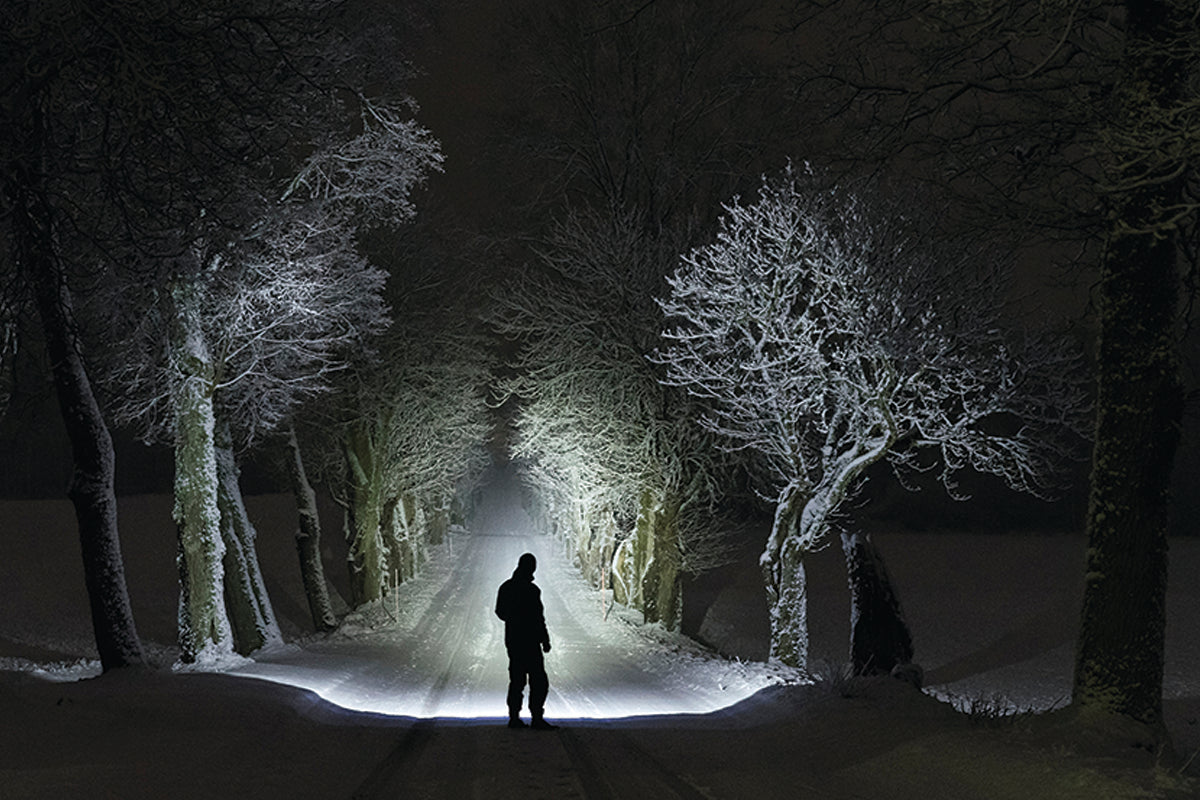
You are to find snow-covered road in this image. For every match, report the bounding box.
[232,528,789,721]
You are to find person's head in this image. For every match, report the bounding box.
[516,552,537,578]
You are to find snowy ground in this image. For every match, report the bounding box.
[1,485,1198,798]
[232,528,794,721]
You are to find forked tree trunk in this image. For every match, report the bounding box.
[841,529,913,675]
[284,426,336,632]
[20,180,144,670]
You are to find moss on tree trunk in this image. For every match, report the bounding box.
[171,280,232,662]
[638,490,682,630]
[345,423,384,606]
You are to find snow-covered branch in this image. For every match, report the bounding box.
[655,164,1091,665]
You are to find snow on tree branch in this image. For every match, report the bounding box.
[657,164,1090,505]
[654,164,1091,664]
[282,99,443,229]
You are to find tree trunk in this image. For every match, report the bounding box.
[841,529,913,675]
[20,192,144,670]
[345,422,384,606]
[765,538,809,670]
[214,418,279,654]
[639,490,682,630]
[381,495,401,590]
[171,278,233,662]
[1071,0,1185,733]
[631,492,653,617]
[762,486,810,669]
[409,499,428,575]
[427,495,449,546]
[284,426,336,632]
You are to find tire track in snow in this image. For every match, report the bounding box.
[557,726,712,800]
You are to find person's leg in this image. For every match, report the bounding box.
[506,652,528,727]
[528,651,556,729]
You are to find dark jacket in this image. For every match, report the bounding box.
[495,570,550,650]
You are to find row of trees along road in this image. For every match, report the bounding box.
[320,300,494,611]
[779,0,1199,736]
[1,1,444,664]
[490,0,1193,743]
[491,210,749,630]
[488,0,784,629]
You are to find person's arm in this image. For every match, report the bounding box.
[495,583,508,621]
[536,588,550,651]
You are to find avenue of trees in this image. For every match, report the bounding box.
[1,0,1193,748]
[329,306,493,609]
[486,0,1194,742]
[485,0,786,630]
[492,210,746,629]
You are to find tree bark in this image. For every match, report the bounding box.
[841,529,913,675]
[214,418,279,654]
[284,426,337,632]
[1071,0,1185,732]
[20,200,144,670]
[762,487,810,669]
[764,538,809,670]
[638,490,682,630]
[345,422,384,606]
[171,278,233,662]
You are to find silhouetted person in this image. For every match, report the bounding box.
[495,552,557,729]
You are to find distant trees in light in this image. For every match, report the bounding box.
[655,166,1090,671]
[493,210,744,631]
[491,0,776,630]
[325,310,493,609]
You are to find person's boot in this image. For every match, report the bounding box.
[530,712,558,730]
[507,711,527,729]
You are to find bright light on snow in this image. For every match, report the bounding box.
[230,477,796,720]
[230,529,792,720]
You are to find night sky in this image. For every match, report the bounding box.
[0,0,1195,528]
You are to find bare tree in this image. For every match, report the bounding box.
[480,0,787,625]
[100,108,437,660]
[655,166,1089,670]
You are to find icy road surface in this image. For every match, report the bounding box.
[232,529,792,721]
